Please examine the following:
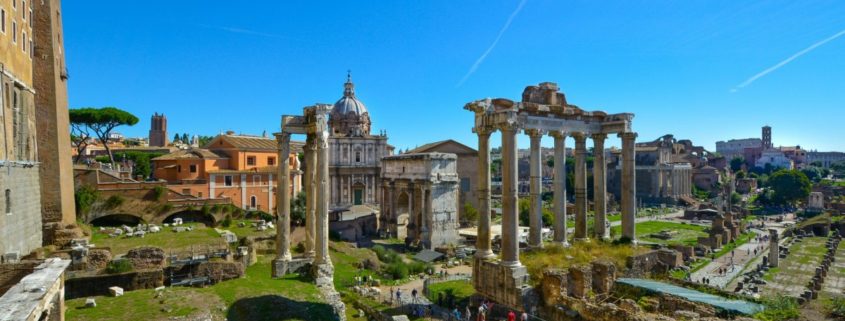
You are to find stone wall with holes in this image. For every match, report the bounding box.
[0,165,43,260]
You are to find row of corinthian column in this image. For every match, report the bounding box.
[474,126,638,266]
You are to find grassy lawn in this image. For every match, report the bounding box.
[426,280,475,309]
[90,223,227,256]
[223,219,277,239]
[66,256,333,321]
[611,221,707,246]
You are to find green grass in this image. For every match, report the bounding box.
[90,223,226,256]
[224,220,277,239]
[66,256,333,321]
[762,237,828,295]
[426,280,476,309]
[610,221,707,246]
[522,242,647,284]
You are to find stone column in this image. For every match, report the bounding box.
[314,131,331,266]
[551,131,569,246]
[573,133,589,242]
[275,133,292,261]
[592,133,608,240]
[500,123,520,266]
[476,129,495,259]
[527,129,544,249]
[620,132,637,243]
[304,137,316,257]
[390,182,398,238]
[769,229,779,268]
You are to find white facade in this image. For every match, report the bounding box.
[755,149,794,170]
[806,151,845,168]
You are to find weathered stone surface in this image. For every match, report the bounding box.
[567,265,592,299]
[591,260,616,295]
[125,247,166,270]
[541,269,567,306]
[673,310,700,321]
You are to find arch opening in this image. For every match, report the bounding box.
[90,214,144,227]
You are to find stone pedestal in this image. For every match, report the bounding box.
[272,257,313,278]
[473,258,531,308]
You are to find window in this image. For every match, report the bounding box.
[246,156,256,166]
[189,164,197,173]
[182,188,191,195]
[250,196,257,209]
[253,175,261,186]
[224,175,233,186]
[12,0,15,10]
[355,152,361,163]
[21,31,25,52]
[20,1,24,19]
[28,9,31,28]
[267,157,275,166]
[177,165,182,173]
[1,9,6,33]
[12,21,16,43]
[461,178,471,192]
[4,189,10,215]
[198,192,203,198]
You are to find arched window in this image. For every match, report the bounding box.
[355,151,361,163]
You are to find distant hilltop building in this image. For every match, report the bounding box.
[327,74,393,208]
[806,151,845,168]
[149,113,168,147]
[716,125,804,170]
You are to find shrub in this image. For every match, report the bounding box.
[294,242,305,254]
[754,295,800,321]
[384,262,409,280]
[201,204,212,216]
[105,259,133,274]
[158,203,174,214]
[151,185,166,201]
[221,214,232,228]
[103,195,125,209]
[74,185,99,215]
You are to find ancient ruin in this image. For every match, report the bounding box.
[273,104,346,320]
[465,82,637,308]
[379,152,461,249]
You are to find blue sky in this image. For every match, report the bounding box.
[64,1,845,152]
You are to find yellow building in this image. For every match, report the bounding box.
[0,0,42,258]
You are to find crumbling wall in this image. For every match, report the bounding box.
[125,247,166,270]
[65,269,164,299]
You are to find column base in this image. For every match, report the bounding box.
[311,262,335,287]
[475,249,496,260]
[574,237,591,243]
[557,241,571,248]
[272,256,313,278]
[473,258,530,308]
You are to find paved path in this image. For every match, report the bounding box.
[690,228,768,289]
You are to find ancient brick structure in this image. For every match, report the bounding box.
[148,113,168,147]
[33,0,78,244]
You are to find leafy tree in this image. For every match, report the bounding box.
[767,169,811,205]
[801,166,823,182]
[69,107,139,164]
[462,202,479,226]
[182,133,190,144]
[198,135,214,147]
[290,191,306,225]
[69,110,94,163]
[730,157,744,172]
[735,170,747,179]
[832,161,845,174]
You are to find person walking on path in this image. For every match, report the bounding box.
[412,288,418,304]
[508,310,516,321]
[396,289,402,306]
[520,309,529,321]
[465,305,472,321]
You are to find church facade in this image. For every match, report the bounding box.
[328,75,393,208]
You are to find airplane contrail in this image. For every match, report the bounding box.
[456,0,528,87]
[731,28,845,92]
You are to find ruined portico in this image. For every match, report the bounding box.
[466,82,637,308]
[272,105,346,320]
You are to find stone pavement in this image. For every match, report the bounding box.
[690,228,768,289]
[820,238,845,298]
[762,236,828,297]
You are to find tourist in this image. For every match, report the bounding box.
[466,305,472,321]
[390,287,394,305]
[520,309,529,321]
[478,303,487,321]
[453,307,462,321]
[412,288,418,303]
[507,310,516,321]
[396,289,402,305]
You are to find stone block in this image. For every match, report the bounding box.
[567,265,591,299]
[85,298,97,308]
[108,286,124,297]
[591,260,616,295]
[541,269,567,305]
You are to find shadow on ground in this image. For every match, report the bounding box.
[226,295,335,321]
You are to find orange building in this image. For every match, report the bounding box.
[151,133,303,211]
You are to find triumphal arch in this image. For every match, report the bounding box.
[466,82,637,308]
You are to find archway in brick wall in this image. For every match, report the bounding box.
[90,214,145,227]
[162,210,216,227]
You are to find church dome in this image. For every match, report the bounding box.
[330,73,371,137]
